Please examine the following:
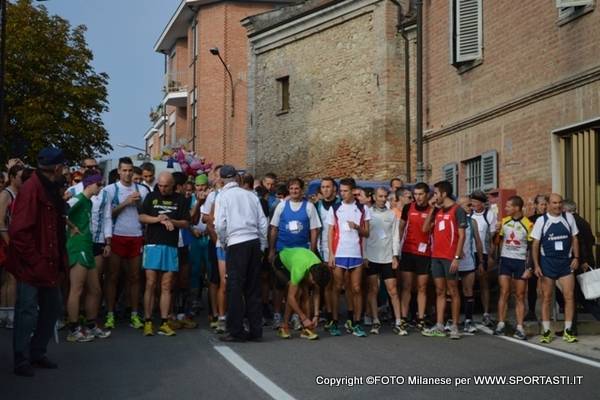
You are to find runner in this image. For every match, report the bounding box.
[65,172,110,342]
[455,196,484,334]
[365,188,402,335]
[139,172,190,336]
[531,193,579,344]
[0,164,24,329]
[327,178,371,337]
[315,178,340,331]
[526,194,548,321]
[470,190,497,327]
[422,180,467,340]
[103,157,150,329]
[274,247,331,340]
[269,178,321,330]
[140,162,157,191]
[188,174,210,314]
[494,195,533,340]
[398,182,431,332]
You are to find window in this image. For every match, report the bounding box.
[442,162,458,197]
[450,0,483,66]
[556,0,594,23]
[277,76,290,113]
[463,150,498,194]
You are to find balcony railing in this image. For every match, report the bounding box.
[163,70,188,93]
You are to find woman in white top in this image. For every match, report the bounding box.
[365,188,402,335]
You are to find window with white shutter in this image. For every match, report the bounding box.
[556,0,593,7]
[442,163,459,197]
[480,150,498,191]
[556,0,595,23]
[451,0,483,64]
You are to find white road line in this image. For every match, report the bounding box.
[214,345,297,400]
[476,323,600,369]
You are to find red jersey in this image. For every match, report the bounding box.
[431,204,463,261]
[401,203,432,257]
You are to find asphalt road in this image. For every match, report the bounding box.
[1,318,599,400]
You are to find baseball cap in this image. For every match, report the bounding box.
[195,174,208,185]
[37,147,65,167]
[219,165,237,179]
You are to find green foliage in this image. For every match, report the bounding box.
[1,0,111,165]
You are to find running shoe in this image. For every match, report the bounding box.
[272,313,282,330]
[449,327,461,340]
[463,320,477,334]
[277,327,291,339]
[563,329,578,343]
[143,321,154,337]
[370,322,381,335]
[179,317,198,329]
[422,326,446,338]
[399,318,409,332]
[291,315,302,331]
[104,313,115,330]
[209,317,219,330]
[300,328,319,340]
[130,314,144,329]
[344,319,353,334]
[158,322,176,336]
[90,326,111,339]
[352,324,367,337]
[493,325,506,336]
[168,319,183,330]
[540,329,553,344]
[67,327,94,343]
[415,319,426,332]
[329,323,341,336]
[513,329,527,341]
[324,320,334,331]
[482,313,493,327]
[363,315,373,326]
[215,319,226,334]
[392,324,408,336]
[444,319,453,332]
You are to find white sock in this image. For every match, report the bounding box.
[497,321,505,329]
[516,324,524,332]
[177,313,185,321]
[542,321,551,331]
[131,311,138,317]
[373,318,380,325]
[218,315,226,321]
[436,323,444,330]
[395,319,402,326]
[273,312,281,319]
[565,321,572,330]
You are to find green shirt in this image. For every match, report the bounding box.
[67,193,93,247]
[279,247,321,286]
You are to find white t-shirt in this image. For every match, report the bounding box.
[365,207,399,264]
[201,190,223,248]
[459,216,476,271]
[104,181,149,237]
[326,202,371,259]
[317,200,336,262]
[471,208,497,254]
[531,212,579,256]
[270,200,322,230]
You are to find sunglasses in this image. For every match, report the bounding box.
[84,165,97,170]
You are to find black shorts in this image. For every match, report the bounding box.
[207,240,220,285]
[400,253,430,275]
[366,261,395,280]
[474,253,489,271]
[93,243,105,257]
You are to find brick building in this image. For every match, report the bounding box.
[144,0,295,165]
[419,0,600,235]
[244,0,410,180]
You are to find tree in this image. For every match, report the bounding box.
[1,0,111,165]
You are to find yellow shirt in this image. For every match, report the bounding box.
[499,216,533,260]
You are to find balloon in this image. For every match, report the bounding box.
[190,160,203,170]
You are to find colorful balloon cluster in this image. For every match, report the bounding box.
[157,145,213,176]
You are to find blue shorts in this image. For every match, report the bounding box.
[142,245,179,272]
[540,256,572,280]
[216,247,227,262]
[335,257,363,270]
[499,257,526,279]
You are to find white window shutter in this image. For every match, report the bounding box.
[443,163,459,197]
[481,150,498,191]
[455,0,482,63]
[556,0,593,8]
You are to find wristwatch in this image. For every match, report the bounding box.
[454,255,461,260]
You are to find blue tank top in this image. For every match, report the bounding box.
[540,213,572,259]
[276,200,311,251]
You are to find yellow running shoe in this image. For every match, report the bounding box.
[277,327,291,339]
[159,322,176,337]
[168,319,183,330]
[179,317,198,329]
[563,329,578,343]
[130,314,144,329]
[300,328,319,340]
[143,321,154,337]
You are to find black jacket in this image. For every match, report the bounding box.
[574,213,595,267]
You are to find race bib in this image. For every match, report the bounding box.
[418,243,428,253]
[555,241,564,251]
[438,221,446,231]
[288,220,300,232]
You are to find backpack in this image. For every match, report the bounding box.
[110,182,141,222]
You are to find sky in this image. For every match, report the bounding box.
[41,0,178,160]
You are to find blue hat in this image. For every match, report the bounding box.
[219,165,237,179]
[37,147,65,167]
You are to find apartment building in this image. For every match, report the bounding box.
[144,0,295,165]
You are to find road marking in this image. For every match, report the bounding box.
[476,323,600,369]
[214,345,297,400]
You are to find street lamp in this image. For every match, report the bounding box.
[209,47,234,117]
[117,143,146,152]
[0,0,49,142]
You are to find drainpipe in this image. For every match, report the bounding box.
[415,0,425,183]
[397,2,412,183]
